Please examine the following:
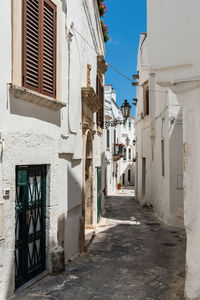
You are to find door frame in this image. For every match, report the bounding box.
[15,165,47,290]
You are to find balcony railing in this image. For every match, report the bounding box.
[113,143,124,161]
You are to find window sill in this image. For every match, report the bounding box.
[10,85,66,111]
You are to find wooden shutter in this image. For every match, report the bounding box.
[23,0,40,91]
[96,75,104,128]
[23,0,56,98]
[42,0,56,97]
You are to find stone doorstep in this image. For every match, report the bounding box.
[12,271,48,298]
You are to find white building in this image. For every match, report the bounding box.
[0,0,106,298]
[104,85,135,195]
[147,1,200,299]
[119,116,135,187]
[135,33,184,227]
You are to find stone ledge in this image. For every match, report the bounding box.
[82,87,102,113]
[10,85,66,111]
[97,55,108,74]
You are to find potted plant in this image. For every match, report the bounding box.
[101,20,109,43]
[97,0,109,43]
[98,1,107,17]
[117,182,122,190]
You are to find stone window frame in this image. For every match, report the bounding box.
[12,0,62,104]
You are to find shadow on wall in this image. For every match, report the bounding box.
[59,154,83,260]
[9,92,61,127]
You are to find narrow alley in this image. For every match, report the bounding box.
[15,189,186,300]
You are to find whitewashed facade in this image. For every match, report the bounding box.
[147,1,200,299]
[0,0,106,298]
[119,116,135,187]
[135,33,184,227]
[104,85,135,195]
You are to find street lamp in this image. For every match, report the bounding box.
[121,100,131,120]
[105,99,131,128]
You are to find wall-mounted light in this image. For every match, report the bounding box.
[121,100,131,120]
[105,99,131,128]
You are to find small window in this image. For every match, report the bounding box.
[106,129,110,149]
[129,148,131,160]
[96,75,104,128]
[146,89,149,115]
[122,174,125,185]
[143,82,149,116]
[128,169,131,182]
[129,121,131,129]
[142,158,146,195]
[123,148,127,160]
[161,139,165,177]
[23,0,57,98]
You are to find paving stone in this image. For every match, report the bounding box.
[14,189,186,300]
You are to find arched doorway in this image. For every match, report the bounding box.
[84,131,93,227]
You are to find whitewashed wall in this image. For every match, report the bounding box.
[119,117,135,186]
[147,1,200,298]
[136,34,183,226]
[0,0,105,298]
[104,86,135,194]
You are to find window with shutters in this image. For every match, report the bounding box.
[143,82,149,116]
[123,148,127,161]
[106,129,110,149]
[96,75,104,129]
[22,0,56,98]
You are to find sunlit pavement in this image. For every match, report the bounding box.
[15,188,186,300]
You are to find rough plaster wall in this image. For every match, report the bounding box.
[136,36,151,206]
[147,2,200,296]
[147,0,200,76]
[0,0,105,298]
[177,87,200,300]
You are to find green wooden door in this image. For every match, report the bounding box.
[15,165,46,289]
[97,167,101,223]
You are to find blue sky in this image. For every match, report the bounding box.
[104,0,147,116]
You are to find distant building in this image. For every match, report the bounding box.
[104,85,135,195]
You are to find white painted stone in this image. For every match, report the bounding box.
[147,1,200,298]
[104,85,135,194]
[0,0,105,298]
[136,34,184,226]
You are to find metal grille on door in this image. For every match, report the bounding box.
[15,165,46,289]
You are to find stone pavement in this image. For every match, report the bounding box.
[14,188,186,300]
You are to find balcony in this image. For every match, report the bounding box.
[113,144,124,161]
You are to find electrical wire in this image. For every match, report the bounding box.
[106,63,133,83]
[72,25,169,95]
